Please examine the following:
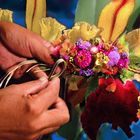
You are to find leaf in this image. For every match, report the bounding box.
[68,76,81,91]
[118,34,129,53]
[75,0,110,25]
[125,29,140,81]
[127,0,140,31]
[26,0,46,34]
[74,129,85,140]
[120,69,134,82]
[127,31,140,71]
[98,0,135,41]
[126,29,140,57]
[57,107,80,140]
[85,76,98,99]
[129,55,140,69]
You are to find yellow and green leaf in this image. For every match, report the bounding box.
[75,0,110,25]
[126,29,140,81]
[127,0,140,31]
[26,0,46,34]
[98,0,135,41]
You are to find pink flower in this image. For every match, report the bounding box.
[74,50,92,68]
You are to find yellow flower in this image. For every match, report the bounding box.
[64,22,100,43]
[40,17,66,42]
[95,52,109,66]
[137,96,140,118]
[59,39,75,56]
[0,9,13,22]
[138,96,140,103]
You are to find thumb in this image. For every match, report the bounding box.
[14,77,48,95]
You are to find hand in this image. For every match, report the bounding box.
[0,21,56,77]
[0,77,69,140]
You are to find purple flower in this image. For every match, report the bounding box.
[113,47,118,51]
[76,39,91,50]
[74,50,92,68]
[79,69,94,76]
[117,59,128,68]
[108,50,120,67]
[121,52,128,59]
[117,59,127,69]
[117,52,129,68]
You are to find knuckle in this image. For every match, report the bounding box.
[26,101,41,115]
[63,111,70,123]
[25,134,38,140]
[10,84,18,90]
[26,120,39,133]
[59,110,70,125]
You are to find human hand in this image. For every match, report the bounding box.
[0,21,56,77]
[0,77,69,140]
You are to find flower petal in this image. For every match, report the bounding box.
[65,22,100,43]
[40,17,66,42]
[98,0,135,41]
[81,78,140,140]
[0,9,13,22]
[26,0,46,34]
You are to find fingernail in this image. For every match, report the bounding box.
[50,46,57,53]
[43,41,52,48]
[39,77,48,84]
[52,77,60,84]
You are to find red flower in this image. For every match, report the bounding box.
[81,78,140,140]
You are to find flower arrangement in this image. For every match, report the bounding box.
[1,0,140,140]
[53,36,129,77]
[39,18,139,140]
[38,0,140,139]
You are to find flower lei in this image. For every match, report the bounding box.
[53,36,129,77]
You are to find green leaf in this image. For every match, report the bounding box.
[57,107,81,140]
[127,0,140,31]
[85,77,98,99]
[120,69,134,82]
[74,129,84,140]
[75,0,110,25]
[129,55,140,69]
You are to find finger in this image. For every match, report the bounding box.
[12,63,31,79]
[15,77,48,95]
[27,78,60,111]
[36,98,69,128]
[28,37,54,64]
[0,41,26,71]
[0,22,54,64]
[28,66,48,79]
[39,126,60,136]
[29,126,59,140]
